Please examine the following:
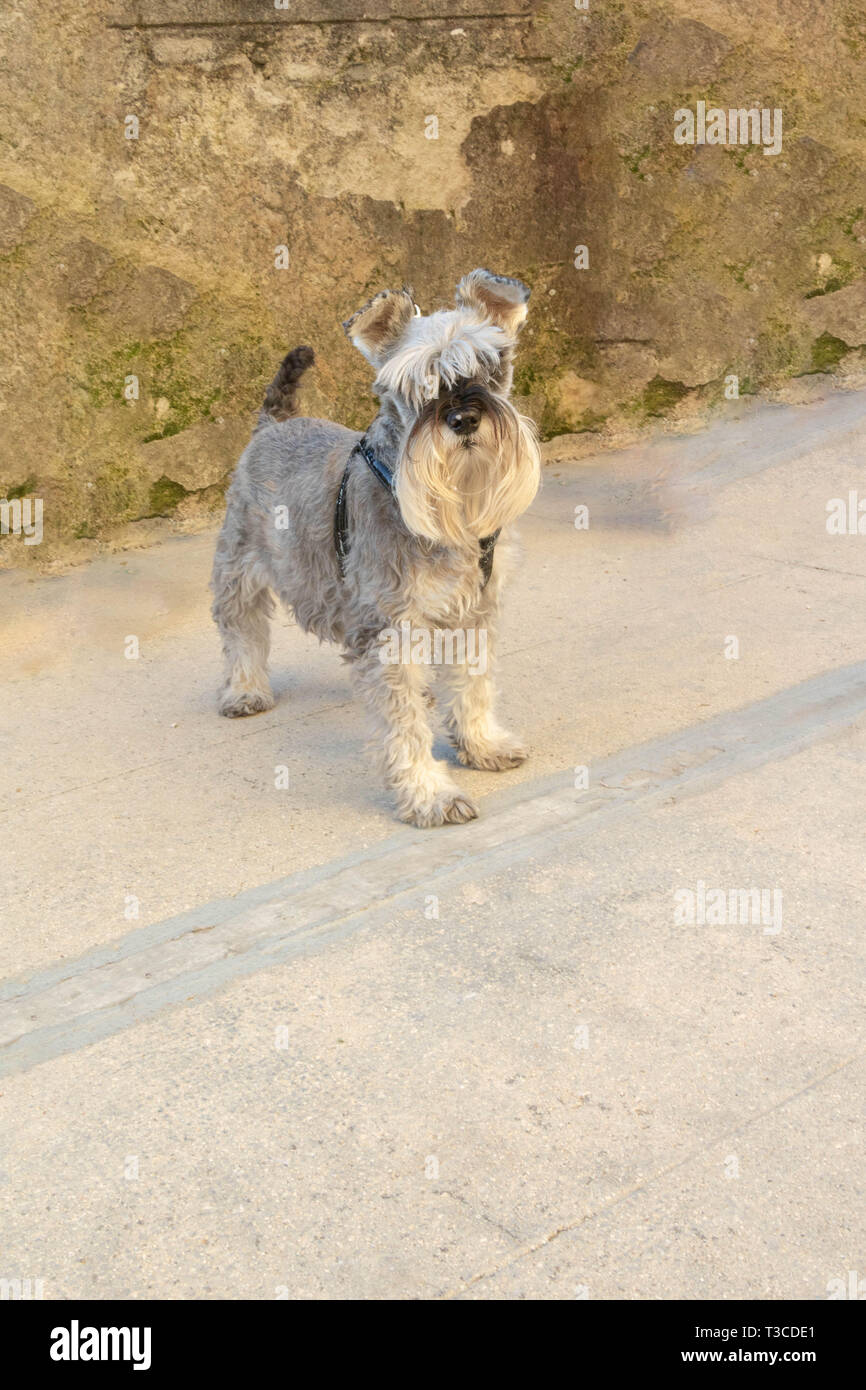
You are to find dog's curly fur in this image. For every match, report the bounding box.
[211,269,541,826]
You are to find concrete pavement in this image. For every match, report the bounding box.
[1,388,865,1299]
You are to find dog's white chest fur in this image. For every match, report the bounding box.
[406,548,485,625]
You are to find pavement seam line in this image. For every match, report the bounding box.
[2,659,866,1078]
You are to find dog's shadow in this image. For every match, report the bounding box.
[228,671,488,817]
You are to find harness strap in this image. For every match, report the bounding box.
[355,437,395,493]
[333,456,352,574]
[479,530,500,587]
[334,437,499,588]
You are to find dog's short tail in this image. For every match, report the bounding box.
[257,345,315,427]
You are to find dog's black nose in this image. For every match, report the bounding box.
[446,405,480,435]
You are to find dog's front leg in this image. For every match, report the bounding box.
[440,647,529,772]
[353,647,477,827]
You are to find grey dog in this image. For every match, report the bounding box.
[211,269,541,826]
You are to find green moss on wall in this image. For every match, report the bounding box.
[809,333,851,373]
[147,476,189,516]
[638,377,690,417]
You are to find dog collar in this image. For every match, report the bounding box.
[334,436,500,588]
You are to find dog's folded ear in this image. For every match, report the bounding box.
[343,287,417,366]
[455,269,530,336]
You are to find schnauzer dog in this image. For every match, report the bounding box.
[211,269,541,827]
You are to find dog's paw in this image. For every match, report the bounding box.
[457,735,529,771]
[218,686,275,718]
[440,792,479,824]
[402,789,479,828]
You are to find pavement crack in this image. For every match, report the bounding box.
[438,1187,523,1244]
[436,1050,864,1298]
[745,552,866,581]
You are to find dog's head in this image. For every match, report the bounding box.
[343,269,541,548]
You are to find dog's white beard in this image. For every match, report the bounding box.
[396,410,541,549]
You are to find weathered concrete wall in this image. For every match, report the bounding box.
[1,0,865,563]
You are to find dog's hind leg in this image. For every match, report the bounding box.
[352,648,478,827]
[211,537,275,718]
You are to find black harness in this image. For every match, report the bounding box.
[334,437,500,588]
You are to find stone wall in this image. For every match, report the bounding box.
[1,0,865,562]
